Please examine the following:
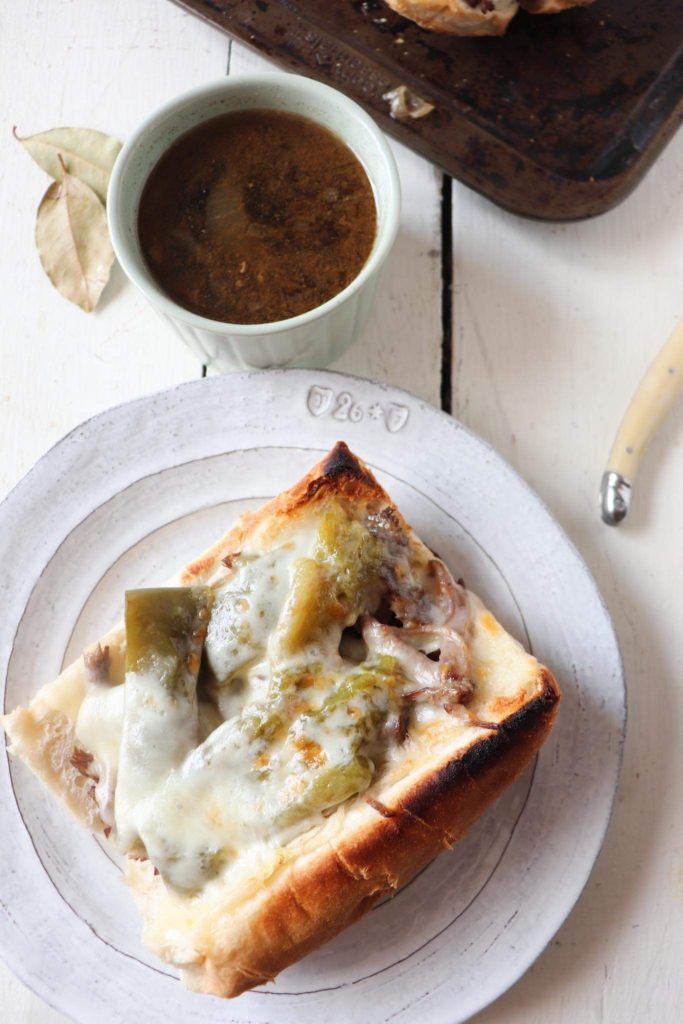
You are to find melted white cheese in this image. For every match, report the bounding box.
[114,657,200,854]
[74,509,470,893]
[75,683,124,826]
[204,531,316,716]
[76,683,124,774]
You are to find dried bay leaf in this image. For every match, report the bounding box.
[15,127,122,203]
[36,163,114,313]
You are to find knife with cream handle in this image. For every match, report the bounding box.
[600,319,683,524]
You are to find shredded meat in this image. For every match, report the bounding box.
[404,624,470,684]
[382,558,469,640]
[367,506,405,539]
[472,717,500,731]
[404,680,474,710]
[363,563,471,675]
[361,616,474,710]
[366,796,397,818]
[362,616,441,687]
[77,649,118,827]
[83,643,110,689]
[361,558,474,715]
[70,747,98,780]
[427,560,470,637]
[382,706,410,745]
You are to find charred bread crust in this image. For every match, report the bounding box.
[178,668,560,997]
[291,441,386,509]
[317,440,378,488]
[382,0,518,36]
[398,667,560,840]
[180,808,449,996]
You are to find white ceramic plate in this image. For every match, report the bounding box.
[0,370,624,1024]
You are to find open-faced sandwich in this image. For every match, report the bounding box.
[2,443,560,997]
[382,0,595,37]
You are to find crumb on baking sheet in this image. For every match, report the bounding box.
[383,85,435,122]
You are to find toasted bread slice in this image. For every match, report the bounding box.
[382,0,594,35]
[383,0,518,36]
[3,443,560,997]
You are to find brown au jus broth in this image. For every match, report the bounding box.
[137,110,377,325]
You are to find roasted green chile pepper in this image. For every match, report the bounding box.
[125,586,213,694]
[280,755,373,824]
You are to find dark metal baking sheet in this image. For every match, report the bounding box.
[170,0,683,220]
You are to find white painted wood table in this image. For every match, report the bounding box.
[1,2,682,1021]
